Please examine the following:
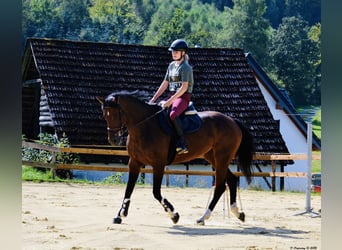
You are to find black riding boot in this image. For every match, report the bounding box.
[171,117,189,154]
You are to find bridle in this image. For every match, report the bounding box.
[103,100,125,135]
[107,125,124,134]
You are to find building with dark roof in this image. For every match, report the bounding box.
[22,38,316,190]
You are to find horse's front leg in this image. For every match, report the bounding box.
[152,166,180,224]
[113,160,142,224]
[226,168,245,222]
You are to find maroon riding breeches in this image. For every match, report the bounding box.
[168,92,191,121]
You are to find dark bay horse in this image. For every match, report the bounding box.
[96,91,254,225]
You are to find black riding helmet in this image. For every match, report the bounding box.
[168,39,188,52]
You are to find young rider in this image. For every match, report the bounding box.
[149,39,194,154]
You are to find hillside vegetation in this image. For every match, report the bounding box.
[22,0,321,107]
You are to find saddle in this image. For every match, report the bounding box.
[158,102,202,135]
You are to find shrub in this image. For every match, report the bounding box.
[22,132,79,179]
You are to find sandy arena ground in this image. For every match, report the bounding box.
[22,181,321,250]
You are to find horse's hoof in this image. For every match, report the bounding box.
[238,212,245,222]
[196,219,205,225]
[113,217,122,224]
[171,212,180,224]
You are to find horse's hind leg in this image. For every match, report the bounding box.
[197,167,227,225]
[113,160,141,224]
[226,168,245,222]
[152,166,180,224]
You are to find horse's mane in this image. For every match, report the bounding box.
[107,90,151,106]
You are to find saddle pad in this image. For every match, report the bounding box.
[158,106,202,135]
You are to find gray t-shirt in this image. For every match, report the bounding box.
[164,60,194,93]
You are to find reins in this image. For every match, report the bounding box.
[105,98,165,131]
[132,107,165,128]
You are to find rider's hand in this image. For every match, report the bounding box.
[158,100,166,109]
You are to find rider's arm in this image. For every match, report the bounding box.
[149,80,169,103]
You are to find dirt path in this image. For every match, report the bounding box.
[22,182,321,250]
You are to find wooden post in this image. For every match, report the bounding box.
[140,166,145,184]
[280,165,284,191]
[237,165,240,188]
[255,163,272,189]
[271,161,276,192]
[185,163,189,187]
[165,166,169,187]
[211,167,215,186]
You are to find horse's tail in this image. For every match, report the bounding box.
[235,120,255,184]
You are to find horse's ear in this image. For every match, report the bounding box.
[96,96,105,105]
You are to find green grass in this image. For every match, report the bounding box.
[22,166,53,182]
[312,152,321,173]
[22,166,95,184]
[310,107,321,173]
[22,166,131,186]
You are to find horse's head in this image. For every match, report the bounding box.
[96,94,125,146]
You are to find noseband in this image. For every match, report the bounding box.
[103,99,124,135]
[107,126,124,133]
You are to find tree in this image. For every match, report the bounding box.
[56,0,91,40]
[308,22,321,105]
[220,0,272,67]
[22,0,61,44]
[269,16,319,106]
[199,0,233,11]
[143,0,184,46]
[88,0,144,43]
[263,0,321,28]
[264,0,284,28]
[157,8,189,46]
[134,0,158,28]
[143,0,227,47]
[185,1,226,47]
[283,0,321,26]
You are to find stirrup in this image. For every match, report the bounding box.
[176,146,189,154]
